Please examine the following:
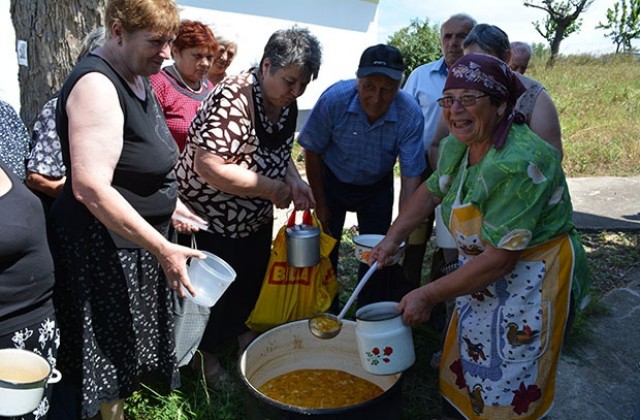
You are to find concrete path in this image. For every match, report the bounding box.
[549,272,640,419]
[551,178,640,419]
[569,175,640,232]
[275,175,640,233]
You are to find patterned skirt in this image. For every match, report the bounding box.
[50,220,179,419]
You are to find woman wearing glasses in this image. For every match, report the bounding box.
[370,54,589,419]
[428,23,563,171]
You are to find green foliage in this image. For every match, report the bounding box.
[524,0,595,66]
[532,8,582,42]
[125,349,244,419]
[596,0,640,53]
[562,298,609,354]
[387,18,441,81]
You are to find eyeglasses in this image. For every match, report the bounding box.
[437,94,490,108]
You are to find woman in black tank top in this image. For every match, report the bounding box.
[0,161,58,420]
[48,1,208,418]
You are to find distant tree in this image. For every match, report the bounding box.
[387,18,441,82]
[530,42,551,63]
[10,0,104,125]
[596,0,640,53]
[524,0,595,67]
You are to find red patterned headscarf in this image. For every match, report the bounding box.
[444,53,526,149]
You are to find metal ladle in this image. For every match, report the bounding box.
[308,261,379,339]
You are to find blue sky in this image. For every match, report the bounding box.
[376,0,632,55]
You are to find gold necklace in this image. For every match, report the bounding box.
[171,64,202,93]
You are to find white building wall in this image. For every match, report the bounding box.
[177,0,379,110]
[0,0,379,114]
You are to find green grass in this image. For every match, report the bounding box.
[124,353,244,419]
[528,54,640,177]
[124,55,640,419]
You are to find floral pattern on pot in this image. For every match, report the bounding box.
[365,346,393,366]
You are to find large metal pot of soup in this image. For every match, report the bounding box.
[0,348,62,417]
[238,319,403,419]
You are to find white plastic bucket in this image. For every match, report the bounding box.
[186,251,236,307]
[435,204,457,249]
[0,348,62,416]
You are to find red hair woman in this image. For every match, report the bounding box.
[151,20,217,151]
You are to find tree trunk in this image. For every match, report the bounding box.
[9,0,104,126]
[546,24,566,67]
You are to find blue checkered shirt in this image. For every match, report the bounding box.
[298,79,425,185]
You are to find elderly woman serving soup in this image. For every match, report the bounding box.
[370,54,589,419]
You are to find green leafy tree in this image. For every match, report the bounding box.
[596,0,640,53]
[387,18,441,82]
[524,0,594,67]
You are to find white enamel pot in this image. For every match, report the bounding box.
[352,234,406,265]
[355,301,415,375]
[0,348,62,416]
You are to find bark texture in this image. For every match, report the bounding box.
[10,0,104,125]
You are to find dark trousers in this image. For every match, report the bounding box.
[402,153,435,289]
[323,165,414,309]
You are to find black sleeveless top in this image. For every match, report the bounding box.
[0,162,55,334]
[52,54,178,247]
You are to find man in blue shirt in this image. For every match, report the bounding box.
[298,44,425,307]
[401,13,476,289]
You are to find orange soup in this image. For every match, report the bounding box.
[309,315,340,335]
[258,369,384,409]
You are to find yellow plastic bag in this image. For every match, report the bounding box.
[246,210,338,332]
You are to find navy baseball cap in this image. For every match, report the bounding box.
[356,44,404,81]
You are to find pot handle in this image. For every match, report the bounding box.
[302,209,313,226]
[47,368,62,385]
[286,210,297,227]
[286,209,313,227]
